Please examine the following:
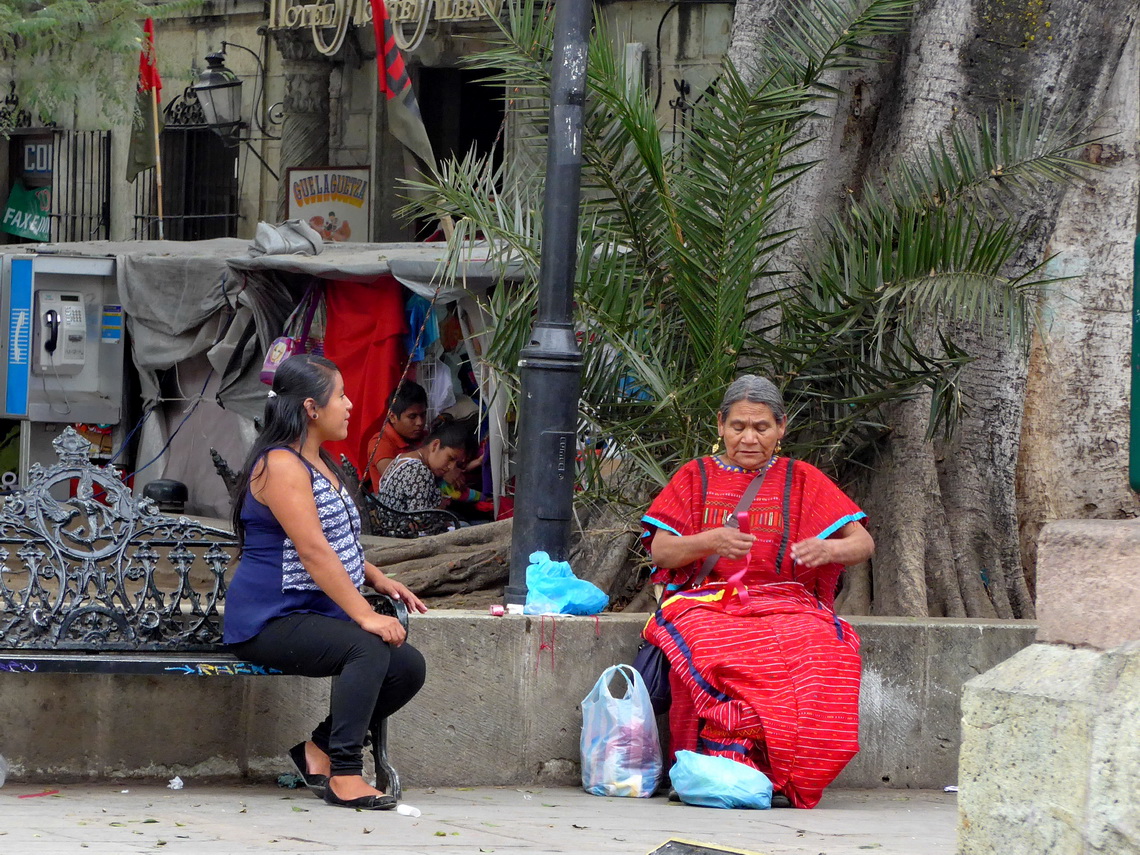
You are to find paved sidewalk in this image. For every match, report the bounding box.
[1,783,957,855]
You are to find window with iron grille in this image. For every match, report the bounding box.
[1,83,111,244]
[133,89,239,241]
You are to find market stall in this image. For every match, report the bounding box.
[2,239,518,519]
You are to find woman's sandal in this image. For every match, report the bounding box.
[288,742,329,800]
[323,780,398,810]
[770,792,792,809]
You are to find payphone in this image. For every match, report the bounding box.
[0,253,124,487]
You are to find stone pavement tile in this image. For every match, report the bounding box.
[0,784,956,855]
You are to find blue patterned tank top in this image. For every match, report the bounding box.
[223,448,365,644]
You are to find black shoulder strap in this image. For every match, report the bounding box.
[696,456,708,504]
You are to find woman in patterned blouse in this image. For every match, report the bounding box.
[374,420,470,512]
[225,354,427,811]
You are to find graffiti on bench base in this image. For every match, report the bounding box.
[165,663,283,676]
[0,661,37,673]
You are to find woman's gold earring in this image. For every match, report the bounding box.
[774,442,782,455]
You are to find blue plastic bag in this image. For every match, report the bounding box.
[580,665,662,797]
[524,551,609,615]
[669,750,773,809]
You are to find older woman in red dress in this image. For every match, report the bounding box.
[641,375,874,809]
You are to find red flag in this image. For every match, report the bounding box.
[369,0,436,167]
[126,18,163,183]
[138,18,162,95]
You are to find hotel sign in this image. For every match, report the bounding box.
[268,0,504,53]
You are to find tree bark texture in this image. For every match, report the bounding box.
[1016,25,1140,591]
[364,520,512,603]
[728,0,1138,616]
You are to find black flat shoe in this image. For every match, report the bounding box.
[288,742,328,800]
[770,792,792,808]
[323,782,398,811]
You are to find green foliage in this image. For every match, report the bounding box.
[402,0,1093,501]
[0,0,201,128]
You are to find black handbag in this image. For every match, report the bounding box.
[634,458,774,717]
[633,639,672,716]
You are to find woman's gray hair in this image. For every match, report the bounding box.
[718,375,786,423]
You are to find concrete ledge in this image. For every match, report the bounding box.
[0,613,1036,788]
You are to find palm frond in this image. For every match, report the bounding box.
[397,0,1091,496]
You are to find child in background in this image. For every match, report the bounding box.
[375,421,469,513]
[440,431,491,515]
[366,381,428,489]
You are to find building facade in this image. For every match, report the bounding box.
[0,0,733,245]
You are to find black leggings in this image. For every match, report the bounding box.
[231,613,426,777]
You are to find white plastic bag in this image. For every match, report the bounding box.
[580,664,662,797]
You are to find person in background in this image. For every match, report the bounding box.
[224,354,428,811]
[366,381,428,489]
[375,420,469,513]
[440,429,492,518]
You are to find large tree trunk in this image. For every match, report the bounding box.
[1017,26,1140,588]
[729,0,1138,616]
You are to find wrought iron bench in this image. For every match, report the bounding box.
[0,428,407,796]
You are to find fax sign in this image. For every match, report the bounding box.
[23,141,53,175]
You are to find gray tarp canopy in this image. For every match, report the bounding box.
[21,239,516,516]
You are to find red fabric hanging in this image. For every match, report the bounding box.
[321,276,408,473]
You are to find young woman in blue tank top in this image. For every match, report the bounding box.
[225,353,427,811]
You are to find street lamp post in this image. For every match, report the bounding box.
[504,0,592,608]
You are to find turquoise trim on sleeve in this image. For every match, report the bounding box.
[816,511,867,540]
[641,515,681,538]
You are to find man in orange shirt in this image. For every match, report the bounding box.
[366,381,428,490]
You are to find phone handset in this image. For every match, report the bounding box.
[44,309,59,354]
[33,291,86,375]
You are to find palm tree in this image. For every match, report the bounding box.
[402,0,1093,582]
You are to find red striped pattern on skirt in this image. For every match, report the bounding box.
[645,582,861,809]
